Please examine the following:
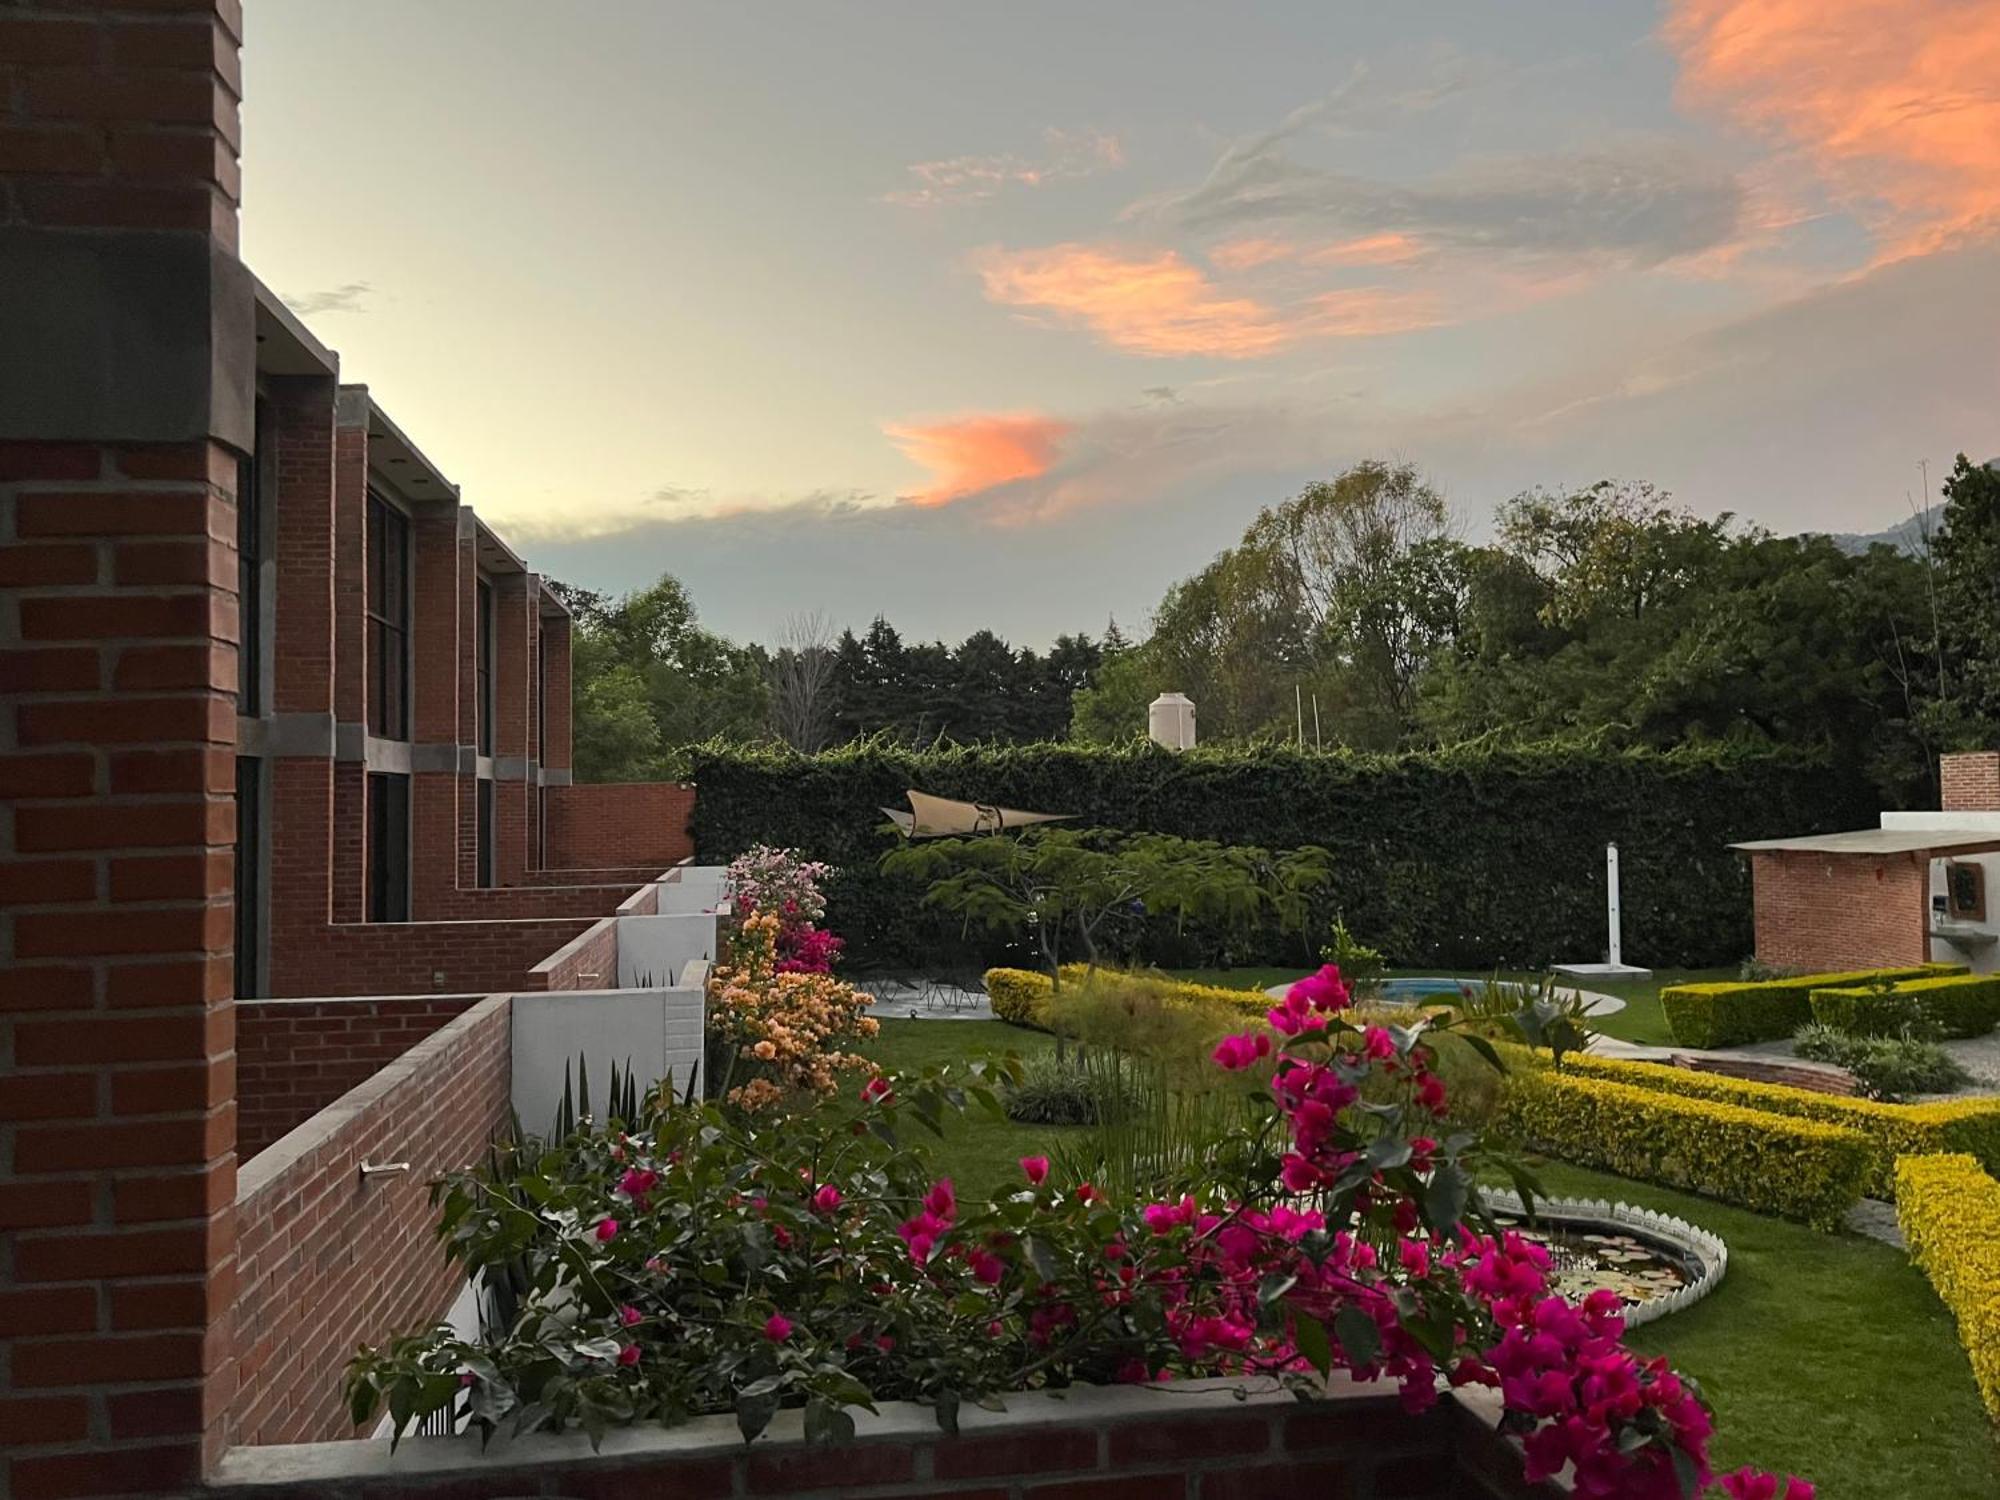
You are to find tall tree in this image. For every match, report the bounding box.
[767,610,840,753]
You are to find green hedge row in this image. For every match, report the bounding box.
[688,741,1877,971]
[1498,1042,2000,1199]
[1660,964,1962,1048]
[1809,972,2000,1039]
[1496,1065,1873,1228]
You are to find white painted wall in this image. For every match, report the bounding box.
[616,912,718,987]
[657,864,729,914]
[511,986,707,1137]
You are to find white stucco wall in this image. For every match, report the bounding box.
[511,985,708,1137]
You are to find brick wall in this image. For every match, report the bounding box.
[235,994,484,1159]
[545,781,696,870]
[0,4,248,1494]
[1749,849,1931,971]
[528,916,620,991]
[265,914,599,999]
[226,996,512,1448]
[212,1381,1553,1499]
[1941,751,2000,813]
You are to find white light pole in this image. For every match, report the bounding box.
[1606,842,1623,968]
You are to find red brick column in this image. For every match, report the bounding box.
[1941,751,2000,813]
[540,609,573,778]
[265,375,338,972]
[327,406,369,922]
[493,575,532,886]
[0,6,248,1493]
[408,508,460,917]
[456,520,479,889]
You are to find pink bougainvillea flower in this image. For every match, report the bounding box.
[644,1256,666,1274]
[1076,1181,1100,1204]
[617,1168,658,1204]
[1210,1032,1272,1070]
[860,1075,894,1104]
[812,1184,843,1214]
[1362,1025,1396,1061]
[1720,1473,1814,1500]
[923,1179,956,1220]
[1020,1155,1050,1186]
[763,1313,793,1343]
[617,1343,641,1367]
[593,1218,620,1243]
[618,1304,642,1327]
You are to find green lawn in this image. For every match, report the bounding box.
[1164,965,1737,1048]
[861,1016,2000,1500]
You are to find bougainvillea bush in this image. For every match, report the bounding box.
[704,911,878,1111]
[350,965,1810,1499]
[727,843,844,974]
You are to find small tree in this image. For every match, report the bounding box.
[881,828,1330,986]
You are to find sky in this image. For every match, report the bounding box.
[241,1,2000,647]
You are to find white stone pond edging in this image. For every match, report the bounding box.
[1480,1189,1728,1329]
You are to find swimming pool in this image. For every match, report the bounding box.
[1374,976,1480,1003]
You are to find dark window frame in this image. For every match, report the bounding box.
[367,771,411,923]
[366,493,412,740]
[477,577,496,757]
[236,398,269,716]
[1947,861,1986,922]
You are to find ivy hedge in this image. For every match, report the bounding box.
[687,740,1877,971]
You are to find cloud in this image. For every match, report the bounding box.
[502,486,877,543]
[1664,0,2000,259]
[1149,140,1745,268]
[282,281,373,316]
[1211,232,1432,273]
[882,413,1073,506]
[972,244,1297,357]
[884,127,1124,207]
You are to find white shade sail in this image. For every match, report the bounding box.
[880,788,1073,839]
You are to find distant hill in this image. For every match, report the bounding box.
[1812,504,1944,557]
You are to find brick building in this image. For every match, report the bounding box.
[1736,750,2000,973]
[0,6,1544,1498]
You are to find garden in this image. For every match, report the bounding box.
[348,839,2000,1499]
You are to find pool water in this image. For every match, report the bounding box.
[1374,976,1479,1004]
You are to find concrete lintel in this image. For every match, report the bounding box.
[494,755,531,782]
[539,768,573,786]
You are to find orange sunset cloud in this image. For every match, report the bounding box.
[1665,0,2000,258]
[882,413,1073,507]
[973,244,1295,358]
[1210,233,1429,272]
[974,243,1442,357]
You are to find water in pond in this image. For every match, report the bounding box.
[1492,1215,1697,1309]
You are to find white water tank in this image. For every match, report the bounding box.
[1148,693,1196,751]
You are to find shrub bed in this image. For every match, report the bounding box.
[1895,1154,2000,1420]
[690,741,1874,969]
[1495,1066,1873,1228]
[1660,964,1961,1048]
[1498,1044,2000,1199]
[983,965,1276,1029]
[1809,972,2000,1039]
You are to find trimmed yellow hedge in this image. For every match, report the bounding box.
[1895,1154,2000,1419]
[982,966,1277,1029]
[1660,963,1962,1048]
[1809,971,2000,1039]
[1495,1043,2000,1199]
[1496,1066,1872,1228]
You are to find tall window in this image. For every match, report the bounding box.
[236,400,266,716]
[367,771,411,923]
[366,494,410,739]
[233,756,261,995]
[476,578,495,756]
[536,627,547,764]
[477,777,496,888]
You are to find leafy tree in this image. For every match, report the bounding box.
[1928,455,2000,746]
[881,828,1330,984]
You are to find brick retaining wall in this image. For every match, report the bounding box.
[545,782,695,871]
[212,1379,1556,1498]
[226,997,513,1449]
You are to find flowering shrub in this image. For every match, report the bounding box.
[775,926,844,976]
[726,844,833,930]
[706,911,877,1110]
[350,963,1810,1498]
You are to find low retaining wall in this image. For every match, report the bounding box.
[544,781,695,870]
[236,994,486,1160]
[212,1378,1555,1498]
[226,997,513,1449]
[266,916,601,999]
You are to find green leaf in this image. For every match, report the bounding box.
[1423,1162,1469,1228]
[1334,1305,1381,1368]
[933,1389,961,1436]
[1293,1314,1332,1377]
[1256,1272,1298,1308]
[736,1388,780,1444]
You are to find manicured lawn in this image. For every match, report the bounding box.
[1165,965,1738,1048]
[862,1016,2000,1500]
